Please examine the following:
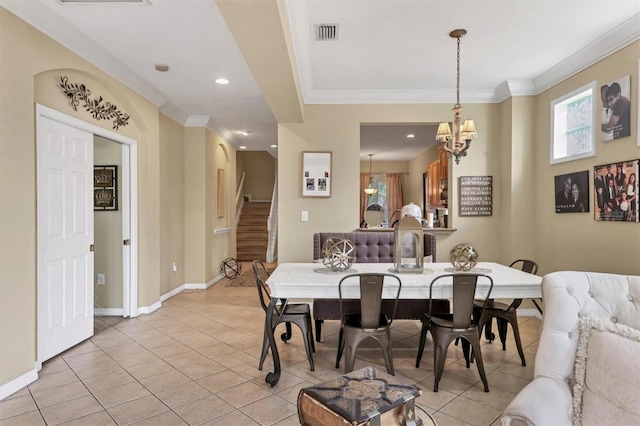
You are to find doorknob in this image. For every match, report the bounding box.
[123,239,130,246]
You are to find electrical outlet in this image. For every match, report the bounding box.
[97,274,105,286]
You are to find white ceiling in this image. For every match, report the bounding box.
[2,0,639,160]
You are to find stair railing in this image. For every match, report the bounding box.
[266,174,278,263]
[235,171,246,225]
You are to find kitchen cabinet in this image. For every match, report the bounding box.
[427,160,440,206]
[439,148,448,180]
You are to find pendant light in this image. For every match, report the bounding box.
[364,154,378,195]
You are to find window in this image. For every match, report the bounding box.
[550,81,597,164]
[367,174,388,226]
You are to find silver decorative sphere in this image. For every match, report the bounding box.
[322,238,356,271]
[449,243,478,271]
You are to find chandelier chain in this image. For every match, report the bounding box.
[455,35,461,109]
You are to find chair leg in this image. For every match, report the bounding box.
[344,333,364,374]
[315,319,323,342]
[506,313,526,366]
[461,339,471,368]
[468,335,489,392]
[415,322,429,368]
[497,318,508,350]
[335,328,344,368]
[259,329,271,370]
[281,322,293,342]
[431,330,450,392]
[381,333,394,375]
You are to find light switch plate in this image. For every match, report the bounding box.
[301,211,309,221]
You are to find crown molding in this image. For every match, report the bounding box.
[184,115,210,127]
[303,89,500,104]
[533,14,640,94]
[0,0,168,107]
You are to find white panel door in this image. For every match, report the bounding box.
[37,116,94,362]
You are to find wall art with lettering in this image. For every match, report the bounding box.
[459,176,492,216]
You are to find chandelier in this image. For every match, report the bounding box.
[364,154,377,195]
[435,29,477,165]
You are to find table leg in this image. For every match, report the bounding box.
[264,297,281,386]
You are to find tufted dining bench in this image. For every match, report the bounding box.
[311,231,449,342]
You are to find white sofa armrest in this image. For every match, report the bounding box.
[501,377,572,426]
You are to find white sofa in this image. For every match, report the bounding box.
[501,271,640,426]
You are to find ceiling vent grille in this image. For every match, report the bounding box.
[316,24,339,41]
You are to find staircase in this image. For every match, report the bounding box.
[237,202,271,261]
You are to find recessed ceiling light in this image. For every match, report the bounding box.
[270,145,277,148]
[215,78,229,85]
[406,134,416,138]
[239,146,247,150]
[154,64,169,72]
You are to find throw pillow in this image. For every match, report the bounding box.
[573,316,640,426]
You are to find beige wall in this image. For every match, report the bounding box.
[278,103,504,263]
[159,114,185,295]
[243,151,277,201]
[94,137,123,309]
[206,131,237,279]
[0,7,235,391]
[533,42,640,275]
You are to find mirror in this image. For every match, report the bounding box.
[363,204,384,227]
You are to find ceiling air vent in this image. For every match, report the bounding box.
[316,24,339,41]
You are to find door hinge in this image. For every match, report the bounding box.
[123,239,130,246]
[90,244,95,252]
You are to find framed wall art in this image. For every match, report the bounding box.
[593,160,638,222]
[600,74,631,141]
[302,151,331,197]
[94,165,118,211]
[554,170,589,213]
[217,168,225,218]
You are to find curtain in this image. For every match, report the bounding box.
[386,173,404,226]
[360,173,370,224]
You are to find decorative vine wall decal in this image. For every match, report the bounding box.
[58,76,130,130]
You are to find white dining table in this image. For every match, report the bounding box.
[261,262,541,386]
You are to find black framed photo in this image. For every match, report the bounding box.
[593,160,639,222]
[94,165,118,211]
[554,170,589,213]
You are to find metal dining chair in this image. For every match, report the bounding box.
[252,260,315,371]
[416,273,494,392]
[472,259,538,366]
[335,273,402,375]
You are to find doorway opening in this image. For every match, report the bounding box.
[35,104,138,368]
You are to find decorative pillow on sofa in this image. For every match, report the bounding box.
[573,316,640,426]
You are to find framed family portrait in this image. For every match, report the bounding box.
[302,151,331,197]
[554,170,589,213]
[593,160,639,222]
[94,165,118,211]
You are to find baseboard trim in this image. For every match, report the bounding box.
[0,365,38,401]
[94,308,124,316]
[137,301,162,315]
[160,285,186,302]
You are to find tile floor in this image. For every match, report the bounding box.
[1,274,541,426]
